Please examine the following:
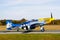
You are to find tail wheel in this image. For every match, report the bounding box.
[17,27,19,31]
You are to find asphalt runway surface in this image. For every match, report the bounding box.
[0,30,60,34]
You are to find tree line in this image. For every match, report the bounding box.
[0,19,60,25]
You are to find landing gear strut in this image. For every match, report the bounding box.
[40,26,45,32]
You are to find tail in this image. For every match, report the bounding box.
[6,20,12,30]
[6,20,22,30]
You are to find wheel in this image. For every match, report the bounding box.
[40,28,45,32]
[17,27,19,31]
[21,26,28,30]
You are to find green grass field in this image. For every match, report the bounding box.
[0,34,60,40]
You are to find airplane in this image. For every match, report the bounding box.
[6,19,45,32]
[6,13,55,32]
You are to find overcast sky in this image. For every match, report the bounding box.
[0,0,60,20]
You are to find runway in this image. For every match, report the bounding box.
[0,30,60,34]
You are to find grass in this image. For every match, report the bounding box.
[0,25,6,30]
[44,25,60,30]
[0,25,60,40]
[0,25,60,30]
[34,25,60,30]
[0,34,60,40]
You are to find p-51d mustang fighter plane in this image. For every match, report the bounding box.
[6,18,54,32]
[6,19,45,32]
[6,13,55,32]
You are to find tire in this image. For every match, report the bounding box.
[17,27,19,31]
[40,28,45,32]
[22,26,28,30]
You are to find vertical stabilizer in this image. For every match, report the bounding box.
[6,20,12,30]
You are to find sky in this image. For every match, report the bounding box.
[0,0,60,20]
